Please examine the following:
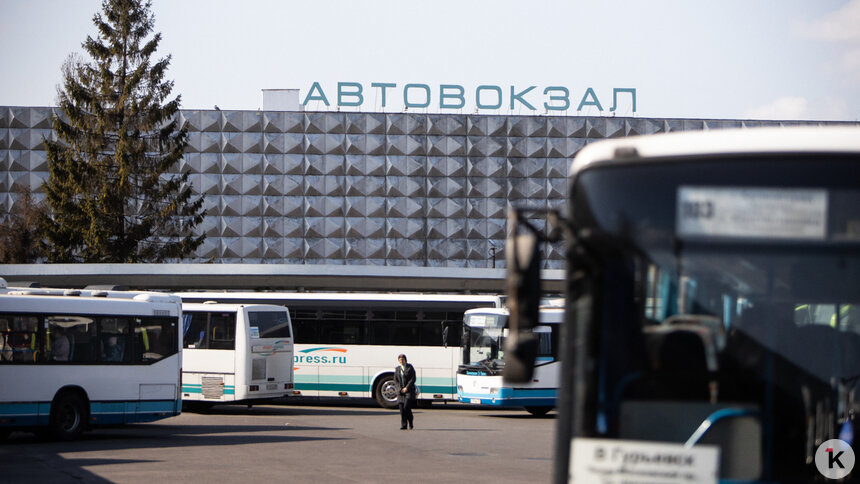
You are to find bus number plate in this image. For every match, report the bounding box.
[267,383,277,390]
[470,398,481,404]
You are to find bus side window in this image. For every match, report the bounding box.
[0,316,15,362]
[99,318,131,363]
[183,312,210,349]
[208,313,236,350]
[6,316,39,363]
[291,319,317,344]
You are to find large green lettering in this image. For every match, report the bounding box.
[577,87,603,111]
[440,84,466,109]
[510,85,536,111]
[476,85,502,110]
[338,82,364,107]
[543,86,570,111]
[371,82,396,107]
[610,88,637,113]
[404,83,431,108]
[303,82,330,106]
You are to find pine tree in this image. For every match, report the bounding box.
[0,186,46,263]
[41,0,204,263]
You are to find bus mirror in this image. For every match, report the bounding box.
[504,221,542,383]
[503,331,538,383]
[507,231,541,331]
[442,325,449,348]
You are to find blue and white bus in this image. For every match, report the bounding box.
[181,302,294,408]
[175,292,503,408]
[456,301,563,415]
[0,280,182,440]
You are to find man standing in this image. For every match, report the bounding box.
[395,354,416,430]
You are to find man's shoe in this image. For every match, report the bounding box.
[400,426,407,430]
[409,422,413,429]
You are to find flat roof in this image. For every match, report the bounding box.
[0,264,564,294]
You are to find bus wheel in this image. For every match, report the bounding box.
[524,406,552,417]
[374,374,399,409]
[50,393,87,440]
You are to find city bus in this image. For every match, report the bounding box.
[0,280,182,440]
[181,302,295,409]
[503,126,860,483]
[175,292,503,408]
[456,301,563,415]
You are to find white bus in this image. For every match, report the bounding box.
[504,126,860,483]
[0,280,182,440]
[175,292,503,408]
[181,302,294,408]
[456,302,563,415]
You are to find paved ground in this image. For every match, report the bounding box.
[0,401,556,483]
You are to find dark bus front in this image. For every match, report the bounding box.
[555,150,860,482]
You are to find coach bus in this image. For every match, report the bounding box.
[456,301,563,415]
[175,292,503,408]
[503,126,860,482]
[181,302,294,409]
[0,281,182,440]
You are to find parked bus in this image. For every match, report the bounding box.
[505,126,860,483]
[0,280,182,440]
[175,292,503,408]
[181,302,295,409]
[456,301,563,415]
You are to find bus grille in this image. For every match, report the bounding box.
[202,376,224,399]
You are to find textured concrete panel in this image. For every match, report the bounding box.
[2,106,849,269]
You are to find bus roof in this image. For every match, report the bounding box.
[571,126,860,177]
[0,292,181,316]
[174,291,503,305]
[182,302,291,312]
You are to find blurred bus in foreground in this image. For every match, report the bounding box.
[504,126,860,483]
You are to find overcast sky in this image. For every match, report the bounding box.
[2,0,859,121]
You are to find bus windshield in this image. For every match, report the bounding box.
[463,312,507,369]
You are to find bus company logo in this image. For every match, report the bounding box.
[815,439,855,480]
[295,347,348,365]
[257,339,292,356]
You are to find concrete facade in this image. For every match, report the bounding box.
[1,106,848,269]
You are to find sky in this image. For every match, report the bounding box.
[1,0,859,121]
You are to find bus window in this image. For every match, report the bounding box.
[136,317,178,363]
[183,312,210,349]
[249,310,291,339]
[45,317,75,362]
[208,312,236,350]
[0,315,38,362]
[0,316,12,361]
[291,317,318,344]
[99,317,131,363]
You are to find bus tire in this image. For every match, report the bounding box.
[524,406,552,416]
[49,392,88,441]
[374,374,399,409]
